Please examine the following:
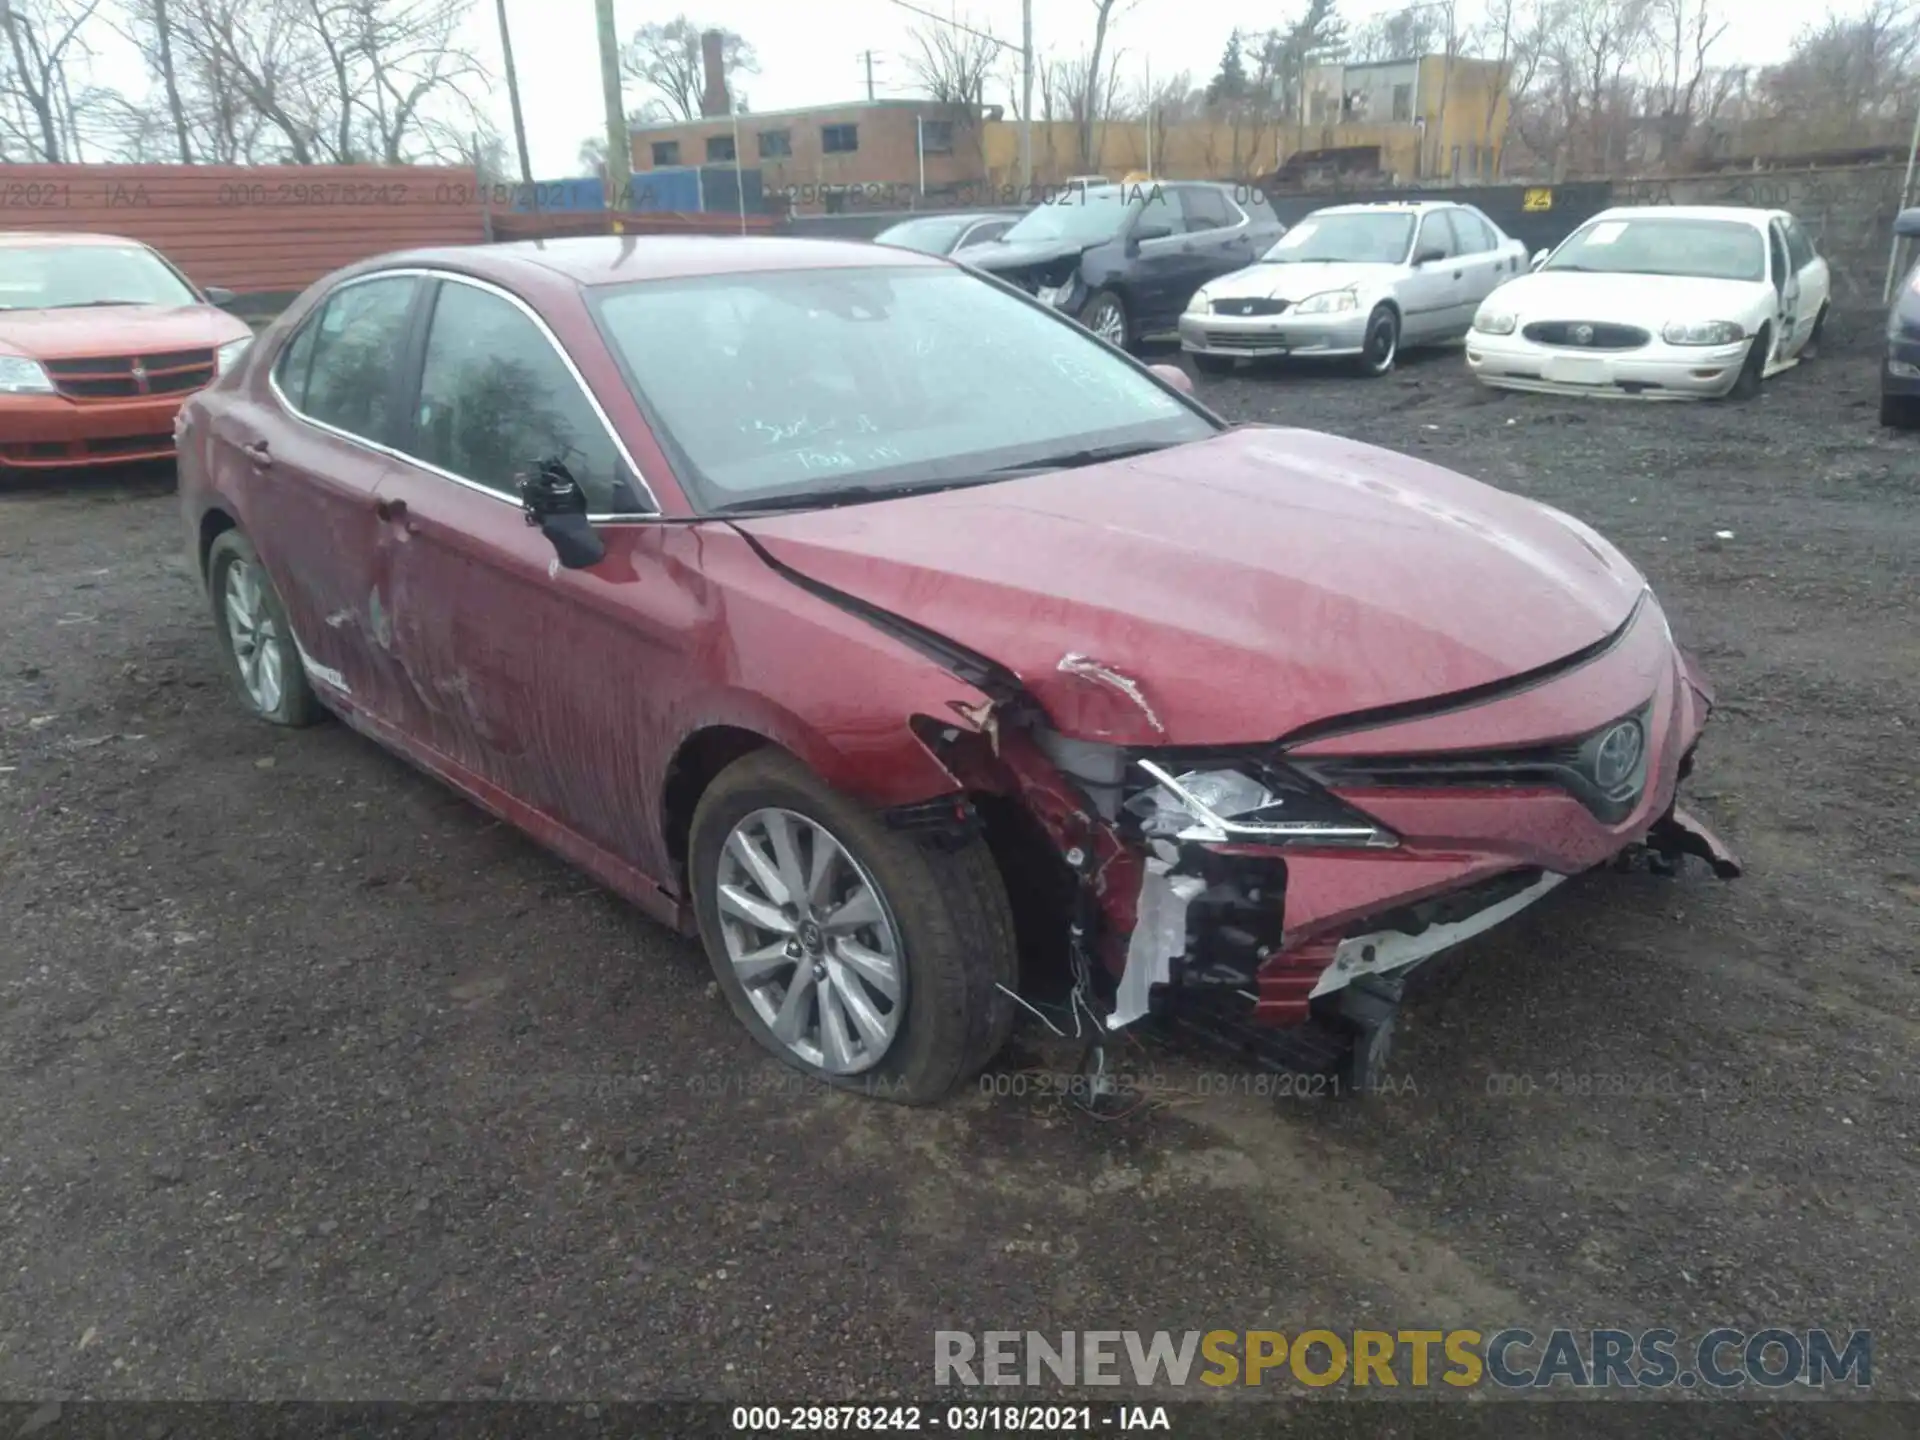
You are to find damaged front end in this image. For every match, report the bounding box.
[912,656,1741,1094]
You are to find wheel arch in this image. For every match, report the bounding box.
[197,505,239,582]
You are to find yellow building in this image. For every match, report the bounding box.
[980,53,1510,189]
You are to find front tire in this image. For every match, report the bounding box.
[1725,325,1769,401]
[1080,289,1132,351]
[1357,305,1399,377]
[1882,392,1920,429]
[690,749,1017,1104]
[207,530,321,727]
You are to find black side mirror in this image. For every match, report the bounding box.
[203,285,237,308]
[1895,208,1920,239]
[520,458,604,570]
[1413,247,1447,266]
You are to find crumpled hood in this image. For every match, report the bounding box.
[953,237,1094,274]
[736,428,1647,747]
[1203,260,1398,302]
[0,303,248,361]
[1493,270,1763,323]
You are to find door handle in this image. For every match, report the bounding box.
[243,439,271,467]
[374,497,408,523]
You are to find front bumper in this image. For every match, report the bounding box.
[1467,332,1750,399]
[1178,308,1368,359]
[1105,596,1734,1030]
[0,392,189,469]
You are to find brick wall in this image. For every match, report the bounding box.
[0,164,488,299]
[1615,165,1911,311]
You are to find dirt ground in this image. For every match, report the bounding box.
[1,327,1916,1427]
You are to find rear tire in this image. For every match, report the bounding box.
[1356,305,1399,377]
[1881,392,1920,430]
[690,749,1017,1105]
[1191,353,1235,375]
[206,530,321,728]
[1725,326,1769,401]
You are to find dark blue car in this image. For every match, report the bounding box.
[1884,207,1920,430]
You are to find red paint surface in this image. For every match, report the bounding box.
[175,236,1726,1021]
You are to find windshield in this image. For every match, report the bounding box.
[875,217,972,254]
[0,243,199,310]
[998,185,1164,246]
[1261,212,1413,264]
[1543,218,1765,282]
[592,265,1215,512]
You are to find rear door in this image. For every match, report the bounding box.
[1400,211,1466,340]
[1444,208,1507,310]
[209,271,423,721]
[372,272,666,864]
[1179,185,1260,282]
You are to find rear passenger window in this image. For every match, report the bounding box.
[1783,219,1816,271]
[297,276,417,442]
[1179,186,1237,232]
[1447,209,1495,253]
[406,280,642,514]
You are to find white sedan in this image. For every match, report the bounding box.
[1466,205,1831,400]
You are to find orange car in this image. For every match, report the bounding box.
[0,231,254,471]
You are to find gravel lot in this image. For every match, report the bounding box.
[1,329,1915,1425]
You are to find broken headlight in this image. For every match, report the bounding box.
[1128,759,1395,847]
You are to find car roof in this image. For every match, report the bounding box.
[879,212,1014,227]
[1587,205,1773,226]
[1312,200,1466,216]
[367,234,948,288]
[0,230,153,249]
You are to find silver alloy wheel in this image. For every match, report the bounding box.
[714,807,905,1075]
[223,557,285,714]
[1087,298,1126,346]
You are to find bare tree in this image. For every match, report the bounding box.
[1348,4,1442,64]
[1471,0,1548,173]
[0,0,101,160]
[161,0,484,164]
[1755,0,1920,147]
[620,16,754,122]
[111,0,193,159]
[1645,0,1726,164]
[902,17,997,109]
[1077,0,1133,169]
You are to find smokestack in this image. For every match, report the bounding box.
[700,29,731,118]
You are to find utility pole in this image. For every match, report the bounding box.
[1020,0,1032,194]
[860,50,879,101]
[595,0,631,210]
[494,0,534,187]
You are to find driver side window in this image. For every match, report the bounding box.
[404,280,642,514]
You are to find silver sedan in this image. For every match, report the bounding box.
[1179,202,1529,377]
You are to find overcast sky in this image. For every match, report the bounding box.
[476,0,1817,179]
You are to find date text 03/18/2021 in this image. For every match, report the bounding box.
[730,1405,1169,1433]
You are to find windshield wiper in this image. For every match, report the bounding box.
[46,299,149,308]
[980,439,1179,476]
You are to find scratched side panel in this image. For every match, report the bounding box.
[372,466,992,898]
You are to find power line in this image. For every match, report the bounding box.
[883,0,1021,55]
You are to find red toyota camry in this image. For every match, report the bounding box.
[176,235,1738,1102]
